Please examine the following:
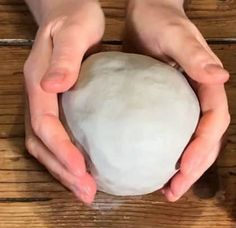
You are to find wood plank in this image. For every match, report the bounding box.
[184,0,236,38]
[0,0,236,41]
[0,44,236,227]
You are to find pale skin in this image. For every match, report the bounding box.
[24,0,230,204]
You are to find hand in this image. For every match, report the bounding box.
[24,0,105,204]
[126,0,230,201]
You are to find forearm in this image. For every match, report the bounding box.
[24,0,90,25]
[24,0,58,25]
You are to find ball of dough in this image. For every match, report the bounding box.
[62,52,200,196]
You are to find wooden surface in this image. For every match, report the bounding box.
[0,0,236,40]
[0,0,235,227]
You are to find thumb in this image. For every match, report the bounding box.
[162,28,229,84]
[41,23,90,93]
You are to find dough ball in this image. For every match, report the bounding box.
[62,52,200,196]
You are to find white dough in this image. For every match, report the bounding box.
[62,52,200,196]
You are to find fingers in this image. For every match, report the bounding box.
[24,28,89,181]
[160,23,230,201]
[25,124,96,204]
[25,100,96,204]
[23,3,105,204]
[28,70,87,178]
[41,21,90,93]
[31,110,87,177]
[24,26,53,83]
[162,143,221,202]
[181,84,230,174]
[161,23,229,84]
[162,84,230,201]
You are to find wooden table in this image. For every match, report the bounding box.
[0,0,235,227]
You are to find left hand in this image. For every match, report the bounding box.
[24,0,105,204]
[126,0,230,201]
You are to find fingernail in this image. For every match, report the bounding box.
[204,64,229,82]
[204,64,222,73]
[44,71,65,82]
[72,185,91,204]
[80,192,94,205]
[77,186,94,204]
[73,173,96,204]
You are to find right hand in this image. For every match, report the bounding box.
[24,0,105,204]
[125,0,230,201]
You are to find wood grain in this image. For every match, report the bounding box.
[0,0,236,227]
[0,0,236,41]
[0,44,236,227]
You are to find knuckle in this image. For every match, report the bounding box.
[23,57,39,82]
[23,58,32,78]
[165,17,187,34]
[25,136,35,152]
[25,136,40,160]
[50,16,68,38]
[191,50,208,65]
[31,113,57,137]
[31,116,42,136]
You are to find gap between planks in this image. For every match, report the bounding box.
[1,38,236,46]
[0,39,123,46]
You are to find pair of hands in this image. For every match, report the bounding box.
[24,0,230,204]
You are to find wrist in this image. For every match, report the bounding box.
[128,0,184,6]
[25,0,98,26]
[127,0,184,12]
[25,0,56,25]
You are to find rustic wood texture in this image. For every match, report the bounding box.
[0,0,236,227]
[0,0,236,40]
